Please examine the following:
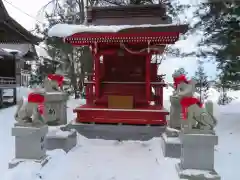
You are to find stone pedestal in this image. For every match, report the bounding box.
[12,124,48,160]
[44,92,68,125]
[161,132,181,158]
[10,124,49,168]
[176,133,220,180]
[45,126,77,152]
[169,95,181,129]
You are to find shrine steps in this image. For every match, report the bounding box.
[73,104,168,126]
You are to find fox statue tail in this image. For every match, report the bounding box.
[205,100,217,127]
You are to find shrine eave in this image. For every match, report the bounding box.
[0,21,42,44]
[64,25,188,45]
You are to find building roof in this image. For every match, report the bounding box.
[87,4,170,26]
[0,0,42,44]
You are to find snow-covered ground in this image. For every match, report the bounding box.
[0,87,239,180]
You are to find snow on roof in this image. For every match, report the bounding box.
[48,23,184,38]
[35,45,52,60]
[0,44,35,56]
[0,48,12,56]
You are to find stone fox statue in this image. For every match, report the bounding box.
[172,72,217,131]
[14,91,45,125]
[44,74,64,92]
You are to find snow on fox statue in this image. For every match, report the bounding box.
[14,90,46,125]
[172,71,217,132]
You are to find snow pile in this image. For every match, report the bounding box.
[48,23,184,37]
[218,100,240,114]
[2,150,66,180]
[206,88,220,102]
[163,86,173,111]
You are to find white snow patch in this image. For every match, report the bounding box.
[182,168,218,178]
[48,23,185,37]
[40,137,180,180]
[47,127,75,138]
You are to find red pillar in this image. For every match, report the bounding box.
[94,54,101,98]
[159,86,163,107]
[146,55,151,102]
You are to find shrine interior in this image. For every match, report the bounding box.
[0,56,15,78]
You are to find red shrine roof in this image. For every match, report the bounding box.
[48,24,188,45]
[48,4,188,45]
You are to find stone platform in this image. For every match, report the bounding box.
[68,121,166,141]
[161,132,181,158]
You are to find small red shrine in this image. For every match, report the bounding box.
[51,4,188,126]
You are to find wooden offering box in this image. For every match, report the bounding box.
[108,95,133,109]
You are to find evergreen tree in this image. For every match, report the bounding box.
[29,72,42,87]
[188,2,240,88]
[29,57,59,87]
[38,0,94,98]
[193,60,209,102]
[217,72,233,105]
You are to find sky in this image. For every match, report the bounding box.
[3,0,218,82]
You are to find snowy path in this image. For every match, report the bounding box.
[215,113,240,180]
[40,137,179,180]
[0,106,16,175]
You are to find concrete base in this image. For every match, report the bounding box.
[9,155,50,169]
[161,132,181,158]
[68,120,166,140]
[45,126,77,152]
[12,125,48,160]
[176,163,221,180]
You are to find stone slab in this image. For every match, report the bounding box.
[180,133,218,146]
[9,155,50,169]
[45,128,77,152]
[176,163,221,180]
[161,132,181,158]
[12,125,48,136]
